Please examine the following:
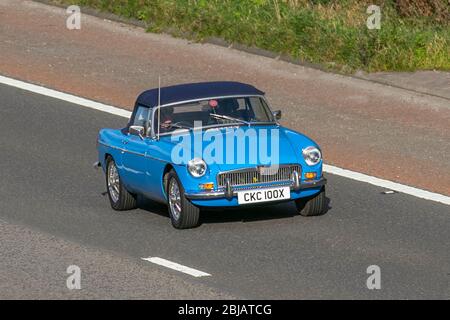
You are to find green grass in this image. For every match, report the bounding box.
[57,0,449,73]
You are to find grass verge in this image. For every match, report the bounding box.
[53,0,449,73]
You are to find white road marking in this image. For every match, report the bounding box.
[324,165,450,206]
[142,257,211,277]
[1,74,449,206]
[0,75,131,119]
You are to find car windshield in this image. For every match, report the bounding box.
[154,96,275,134]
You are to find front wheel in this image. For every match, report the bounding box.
[106,157,137,211]
[294,187,327,217]
[166,170,200,229]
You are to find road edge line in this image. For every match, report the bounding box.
[324,164,450,206]
[1,74,449,206]
[0,75,131,118]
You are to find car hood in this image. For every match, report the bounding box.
[160,125,319,172]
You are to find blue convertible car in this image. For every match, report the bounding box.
[97,81,327,229]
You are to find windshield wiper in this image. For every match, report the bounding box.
[170,123,192,131]
[209,113,251,127]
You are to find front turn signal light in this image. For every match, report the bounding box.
[199,182,215,190]
[304,172,317,180]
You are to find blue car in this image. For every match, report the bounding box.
[97,81,327,229]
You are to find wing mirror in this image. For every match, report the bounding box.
[129,125,145,139]
[273,110,282,120]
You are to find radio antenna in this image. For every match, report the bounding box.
[157,75,161,140]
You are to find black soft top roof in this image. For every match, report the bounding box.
[136,81,265,107]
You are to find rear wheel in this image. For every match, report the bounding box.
[106,157,137,210]
[295,187,327,216]
[166,170,200,229]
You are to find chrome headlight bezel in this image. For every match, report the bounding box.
[187,158,207,178]
[302,146,322,166]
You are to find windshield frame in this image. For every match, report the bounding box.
[149,95,278,139]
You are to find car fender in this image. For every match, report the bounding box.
[281,127,323,178]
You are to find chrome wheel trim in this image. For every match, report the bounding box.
[168,178,182,221]
[107,161,120,203]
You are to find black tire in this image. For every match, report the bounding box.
[166,170,200,229]
[295,187,327,217]
[105,156,137,211]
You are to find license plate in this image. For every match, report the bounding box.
[237,186,290,204]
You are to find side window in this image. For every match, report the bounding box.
[249,97,270,121]
[133,105,152,134]
[237,98,246,111]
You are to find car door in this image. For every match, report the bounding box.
[120,105,151,193]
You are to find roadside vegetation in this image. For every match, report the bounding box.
[55,0,449,73]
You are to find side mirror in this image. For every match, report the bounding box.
[273,110,282,120]
[129,125,145,139]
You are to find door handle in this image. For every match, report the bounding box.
[122,140,128,145]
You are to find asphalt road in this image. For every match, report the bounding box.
[0,84,449,299]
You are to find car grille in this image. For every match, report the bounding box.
[217,165,301,188]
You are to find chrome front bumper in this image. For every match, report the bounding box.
[184,177,327,200]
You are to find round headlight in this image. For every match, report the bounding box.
[187,158,207,177]
[302,146,322,166]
